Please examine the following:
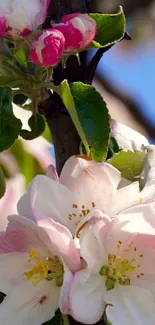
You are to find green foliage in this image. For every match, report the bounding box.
[107,150,146,180]
[10,139,44,187]
[107,137,120,159]
[69,82,110,161]
[89,6,125,48]
[20,113,45,140]
[0,87,22,151]
[59,80,90,156]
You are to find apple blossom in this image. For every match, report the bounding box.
[111,119,149,151]
[0,214,80,325]
[17,155,155,236]
[69,207,155,325]
[0,0,50,36]
[29,29,65,67]
[55,13,97,52]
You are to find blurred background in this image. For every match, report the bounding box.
[0,0,154,222]
[92,0,155,141]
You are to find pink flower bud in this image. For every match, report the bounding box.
[0,0,50,37]
[55,13,97,52]
[29,28,65,68]
[0,16,7,37]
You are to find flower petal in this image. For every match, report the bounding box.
[108,182,140,216]
[28,175,77,233]
[60,263,73,314]
[37,217,81,273]
[0,279,60,325]
[0,252,28,293]
[105,285,155,325]
[0,215,49,256]
[70,268,106,324]
[60,156,121,211]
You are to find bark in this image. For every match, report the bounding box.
[42,0,91,175]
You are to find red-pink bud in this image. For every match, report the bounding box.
[29,28,65,68]
[0,17,7,37]
[55,13,97,52]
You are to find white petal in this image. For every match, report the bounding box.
[108,182,140,216]
[17,193,34,220]
[60,156,121,211]
[79,212,110,273]
[0,252,28,293]
[70,268,106,324]
[28,175,77,233]
[105,285,155,325]
[60,263,73,314]
[0,279,60,325]
[111,120,149,151]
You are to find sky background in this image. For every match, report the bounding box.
[96,41,155,126]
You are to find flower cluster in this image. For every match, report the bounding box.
[29,13,97,67]
[1,129,155,325]
[0,1,97,68]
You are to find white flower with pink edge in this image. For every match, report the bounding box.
[0,0,50,36]
[18,155,155,236]
[69,207,155,325]
[0,214,80,325]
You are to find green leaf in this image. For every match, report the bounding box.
[107,136,120,159]
[89,6,125,48]
[107,150,146,180]
[20,113,45,140]
[14,47,27,66]
[0,87,22,151]
[70,82,110,161]
[59,80,90,156]
[0,75,15,86]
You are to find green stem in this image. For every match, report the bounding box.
[62,314,70,325]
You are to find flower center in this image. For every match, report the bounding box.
[68,202,96,226]
[25,250,64,286]
[100,250,144,291]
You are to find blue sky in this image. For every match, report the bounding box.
[96,42,155,126]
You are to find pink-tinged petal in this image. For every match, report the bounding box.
[108,181,140,216]
[0,252,29,293]
[57,14,97,51]
[46,164,59,180]
[28,175,77,233]
[60,263,73,314]
[106,204,155,255]
[111,119,149,151]
[69,269,106,324]
[77,211,110,272]
[37,217,81,273]
[0,279,60,325]
[105,285,155,325]
[29,29,65,68]
[0,215,49,256]
[0,175,25,229]
[17,193,34,221]
[55,22,83,51]
[60,156,120,211]
[138,182,155,204]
